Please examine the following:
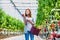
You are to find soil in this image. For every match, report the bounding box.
[0,34,20,39]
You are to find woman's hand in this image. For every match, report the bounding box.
[22,14,26,18]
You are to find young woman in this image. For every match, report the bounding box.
[22,9,34,40]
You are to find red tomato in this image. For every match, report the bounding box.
[58,21,60,26]
[51,32,56,38]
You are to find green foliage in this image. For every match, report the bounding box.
[36,0,60,25]
[0,8,24,31]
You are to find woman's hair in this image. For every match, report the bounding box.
[25,8,31,17]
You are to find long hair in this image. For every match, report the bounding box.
[25,8,31,17]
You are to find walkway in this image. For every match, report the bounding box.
[1,35,44,40]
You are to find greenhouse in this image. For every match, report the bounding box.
[0,0,60,40]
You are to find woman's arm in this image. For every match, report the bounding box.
[27,20,34,25]
[22,14,27,25]
[24,17,27,25]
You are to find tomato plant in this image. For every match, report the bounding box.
[0,8,24,32]
[36,0,60,25]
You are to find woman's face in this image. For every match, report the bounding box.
[26,10,30,15]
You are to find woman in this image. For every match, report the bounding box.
[22,8,34,40]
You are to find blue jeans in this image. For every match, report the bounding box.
[25,31,34,40]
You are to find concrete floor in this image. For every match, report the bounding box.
[0,35,44,40]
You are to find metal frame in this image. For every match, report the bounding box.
[10,0,22,16]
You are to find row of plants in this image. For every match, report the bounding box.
[36,0,60,26]
[0,8,24,32]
